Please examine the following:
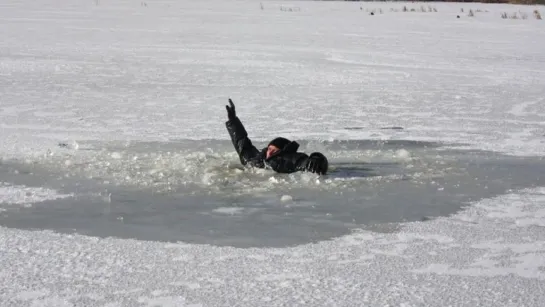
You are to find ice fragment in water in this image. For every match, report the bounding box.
[269,177,280,184]
[280,195,293,202]
[395,149,411,160]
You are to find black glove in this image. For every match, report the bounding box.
[305,152,328,175]
[225,98,236,121]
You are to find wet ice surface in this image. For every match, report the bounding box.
[1,139,544,247]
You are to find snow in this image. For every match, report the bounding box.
[1,0,545,306]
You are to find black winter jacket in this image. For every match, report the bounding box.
[226,117,311,174]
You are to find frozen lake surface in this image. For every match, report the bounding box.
[1,0,545,306]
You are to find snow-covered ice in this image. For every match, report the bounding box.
[1,0,545,306]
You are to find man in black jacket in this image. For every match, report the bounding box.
[225,99,328,175]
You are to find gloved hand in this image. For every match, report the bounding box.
[225,98,236,121]
[305,152,328,175]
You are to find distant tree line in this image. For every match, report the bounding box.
[340,0,545,4]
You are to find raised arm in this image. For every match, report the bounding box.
[225,99,264,168]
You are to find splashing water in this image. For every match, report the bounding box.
[27,139,441,196]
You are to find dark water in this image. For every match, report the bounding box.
[0,139,544,248]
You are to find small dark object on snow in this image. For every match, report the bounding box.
[457,15,460,18]
[344,126,364,130]
[380,126,404,130]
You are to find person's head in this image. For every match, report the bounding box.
[266,137,290,159]
[266,144,280,159]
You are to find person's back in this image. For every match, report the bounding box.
[225,99,328,175]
